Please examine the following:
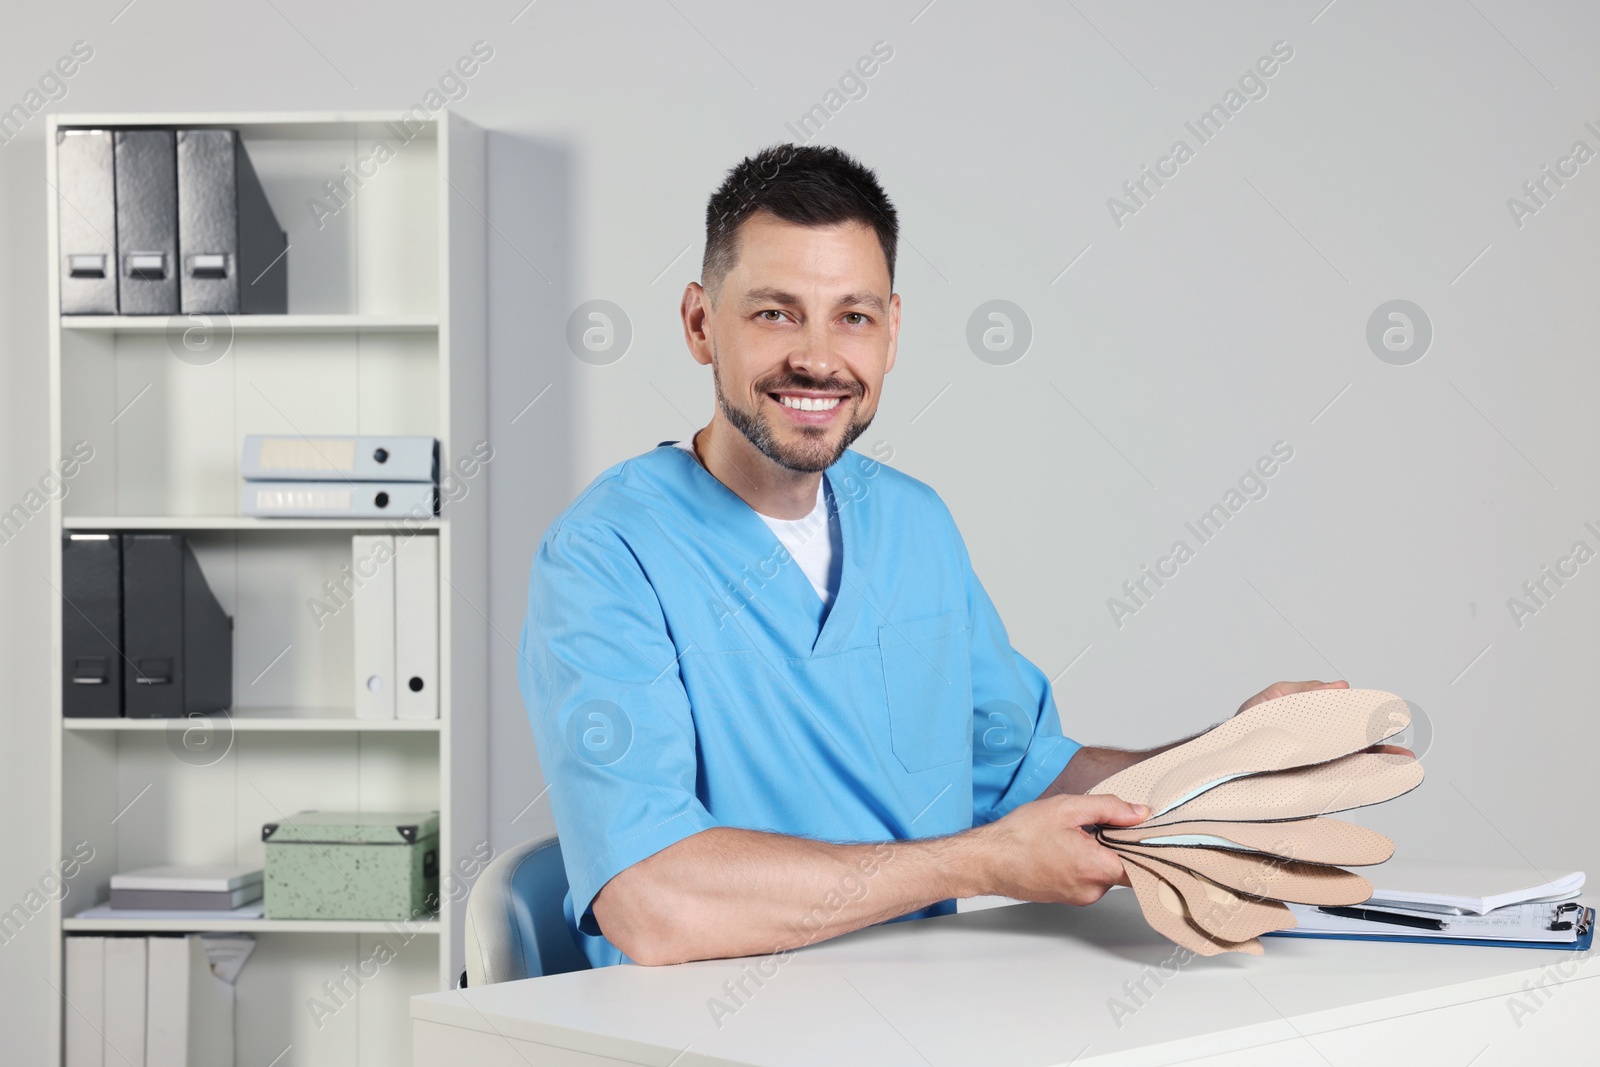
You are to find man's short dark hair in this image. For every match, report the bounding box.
[702,144,898,300]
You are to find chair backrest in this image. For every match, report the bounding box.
[463,835,590,985]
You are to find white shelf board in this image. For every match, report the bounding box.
[57,111,440,135]
[64,516,441,531]
[63,707,441,732]
[61,314,437,334]
[64,916,441,934]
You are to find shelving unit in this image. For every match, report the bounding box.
[46,111,489,1066]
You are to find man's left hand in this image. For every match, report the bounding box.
[1236,678,1414,758]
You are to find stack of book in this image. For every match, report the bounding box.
[110,866,263,913]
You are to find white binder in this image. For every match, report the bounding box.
[65,936,105,1067]
[394,533,439,720]
[103,936,147,1067]
[353,535,397,719]
[145,935,233,1067]
[241,479,436,519]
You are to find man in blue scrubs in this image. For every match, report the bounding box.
[519,145,1355,968]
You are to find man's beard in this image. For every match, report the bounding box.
[712,363,872,474]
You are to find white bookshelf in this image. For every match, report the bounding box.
[46,111,489,1066]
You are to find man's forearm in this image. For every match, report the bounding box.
[593,825,993,965]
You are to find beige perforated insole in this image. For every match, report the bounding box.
[1122,858,1264,955]
[1103,817,1394,867]
[1083,687,1423,954]
[1146,752,1423,826]
[1122,852,1297,943]
[1109,841,1373,906]
[1091,688,1410,815]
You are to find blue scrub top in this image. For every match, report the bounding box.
[518,443,1081,967]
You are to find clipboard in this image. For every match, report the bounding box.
[1265,904,1594,952]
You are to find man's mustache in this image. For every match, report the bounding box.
[757,375,863,398]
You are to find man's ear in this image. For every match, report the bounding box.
[884,291,902,374]
[681,281,715,367]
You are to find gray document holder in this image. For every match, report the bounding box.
[57,129,118,314]
[113,128,179,314]
[176,128,287,314]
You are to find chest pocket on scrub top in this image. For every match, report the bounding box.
[878,611,972,773]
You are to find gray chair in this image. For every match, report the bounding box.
[463,835,591,985]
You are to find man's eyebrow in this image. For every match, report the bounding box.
[836,291,886,314]
[741,286,802,308]
[740,287,887,314]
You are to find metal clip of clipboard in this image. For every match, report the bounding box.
[1549,903,1593,935]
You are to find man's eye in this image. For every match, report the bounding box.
[843,313,868,325]
[759,310,785,322]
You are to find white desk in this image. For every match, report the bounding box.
[413,872,1596,1066]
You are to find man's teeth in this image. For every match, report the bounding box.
[778,395,842,412]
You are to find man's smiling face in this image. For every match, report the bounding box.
[693,210,900,473]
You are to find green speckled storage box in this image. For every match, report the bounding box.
[262,811,439,921]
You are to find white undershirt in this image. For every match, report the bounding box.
[673,439,841,605]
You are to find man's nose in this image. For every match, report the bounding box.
[788,318,840,379]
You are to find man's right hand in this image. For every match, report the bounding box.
[972,793,1149,906]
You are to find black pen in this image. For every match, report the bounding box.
[1317,906,1446,931]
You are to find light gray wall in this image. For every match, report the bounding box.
[5,0,1598,1058]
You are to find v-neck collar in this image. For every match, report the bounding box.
[659,443,860,657]
[810,468,859,655]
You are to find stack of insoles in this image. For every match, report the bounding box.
[1090,687,1424,955]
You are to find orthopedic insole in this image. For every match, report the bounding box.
[1088,687,1422,955]
[1102,817,1395,867]
[1092,688,1409,817]
[1121,851,1297,943]
[1143,751,1423,826]
[1112,842,1374,905]
[1122,857,1264,956]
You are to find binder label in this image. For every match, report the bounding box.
[259,438,357,472]
[254,487,352,511]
